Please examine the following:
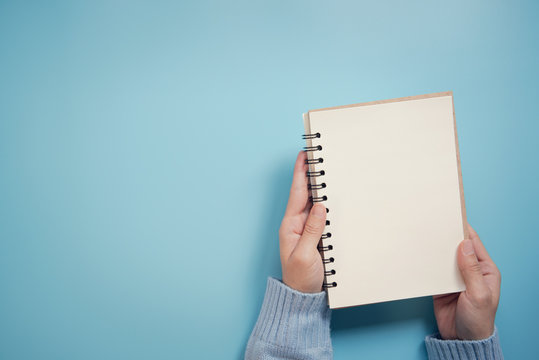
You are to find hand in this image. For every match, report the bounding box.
[279,151,326,293]
[433,225,501,340]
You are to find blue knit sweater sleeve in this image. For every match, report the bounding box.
[245,277,503,360]
[245,277,332,360]
[425,328,504,359]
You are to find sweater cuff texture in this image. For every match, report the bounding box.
[425,327,504,360]
[250,277,331,351]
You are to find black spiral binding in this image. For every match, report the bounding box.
[303,132,337,289]
[306,170,325,177]
[308,183,326,190]
[306,158,324,164]
[302,132,320,139]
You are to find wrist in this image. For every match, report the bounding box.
[282,267,324,293]
[456,314,496,340]
[282,277,321,294]
[459,325,495,341]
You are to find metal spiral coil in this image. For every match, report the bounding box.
[303,132,337,289]
[308,183,326,190]
[306,157,324,164]
[318,244,333,252]
[306,170,325,177]
[303,145,322,152]
[302,132,321,139]
[323,282,337,288]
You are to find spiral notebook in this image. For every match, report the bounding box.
[303,91,467,309]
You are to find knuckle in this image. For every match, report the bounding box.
[292,251,313,268]
[278,223,286,238]
[495,269,502,284]
[303,223,318,235]
[279,218,293,238]
[471,291,491,307]
[468,261,482,274]
[303,221,321,236]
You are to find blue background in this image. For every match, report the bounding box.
[1,1,537,359]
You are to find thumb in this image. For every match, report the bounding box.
[296,203,327,253]
[457,239,487,297]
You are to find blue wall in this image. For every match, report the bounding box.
[1,1,537,358]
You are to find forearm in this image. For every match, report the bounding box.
[245,277,333,360]
[425,327,503,360]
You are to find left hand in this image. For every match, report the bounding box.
[279,151,327,293]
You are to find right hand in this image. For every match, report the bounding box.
[433,225,501,340]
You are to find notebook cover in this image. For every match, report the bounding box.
[303,91,467,309]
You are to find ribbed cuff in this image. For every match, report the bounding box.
[425,327,504,360]
[250,277,332,351]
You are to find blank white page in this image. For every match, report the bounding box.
[304,92,466,309]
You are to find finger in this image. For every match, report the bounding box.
[432,293,459,306]
[457,239,488,297]
[467,224,493,263]
[278,217,298,260]
[433,292,458,300]
[285,151,309,216]
[467,223,479,240]
[294,203,326,254]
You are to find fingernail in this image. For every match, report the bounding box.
[312,204,326,219]
[462,239,475,255]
